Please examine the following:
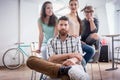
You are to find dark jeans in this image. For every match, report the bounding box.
[82,44,94,63]
[85,36,101,62]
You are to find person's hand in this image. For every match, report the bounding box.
[63,58,77,66]
[81,41,86,44]
[88,17,94,22]
[68,53,82,61]
[71,34,78,38]
[33,49,41,54]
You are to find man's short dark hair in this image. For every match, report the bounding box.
[58,16,69,23]
[81,5,94,12]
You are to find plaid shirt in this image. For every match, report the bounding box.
[47,35,83,58]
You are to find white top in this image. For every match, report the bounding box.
[66,14,80,36]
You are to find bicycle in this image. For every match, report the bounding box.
[2,42,31,70]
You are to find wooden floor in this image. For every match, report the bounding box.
[0,62,120,80]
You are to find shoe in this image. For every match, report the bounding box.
[89,59,98,63]
[58,66,71,75]
[88,59,93,63]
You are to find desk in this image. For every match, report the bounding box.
[102,34,120,71]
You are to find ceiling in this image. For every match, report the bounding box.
[23,0,107,8]
[23,0,120,6]
[22,0,120,12]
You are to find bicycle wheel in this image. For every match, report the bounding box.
[2,48,24,70]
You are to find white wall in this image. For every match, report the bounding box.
[0,0,19,66]
[0,0,39,66]
[114,2,120,34]
[96,6,109,35]
[113,0,120,59]
[20,0,39,44]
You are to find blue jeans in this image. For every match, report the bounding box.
[82,44,94,63]
[41,43,47,60]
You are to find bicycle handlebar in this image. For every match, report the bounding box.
[14,42,24,45]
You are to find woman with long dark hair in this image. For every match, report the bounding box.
[35,1,57,59]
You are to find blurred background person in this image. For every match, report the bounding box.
[81,5,101,63]
[35,1,58,60]
[66,0,94,64]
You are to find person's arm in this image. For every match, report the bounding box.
[89,18,99,33]
[48,53,82,63]
[81,41,86,44]
[35,20,44,53]
[62,57,79,66]
[89,17,96,31]
[48,54,69,63]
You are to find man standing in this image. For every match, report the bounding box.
[81,5,101,62]
[27,16,89,80]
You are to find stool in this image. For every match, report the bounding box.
[88,46,102,80]
[88,61,102,80]
[115,47,120,68]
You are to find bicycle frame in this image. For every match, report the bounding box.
[18,44,31,57]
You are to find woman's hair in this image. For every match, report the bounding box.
[40,1,57,26]
[69,0,82,35]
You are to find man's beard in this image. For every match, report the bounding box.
[59,29,68,36]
